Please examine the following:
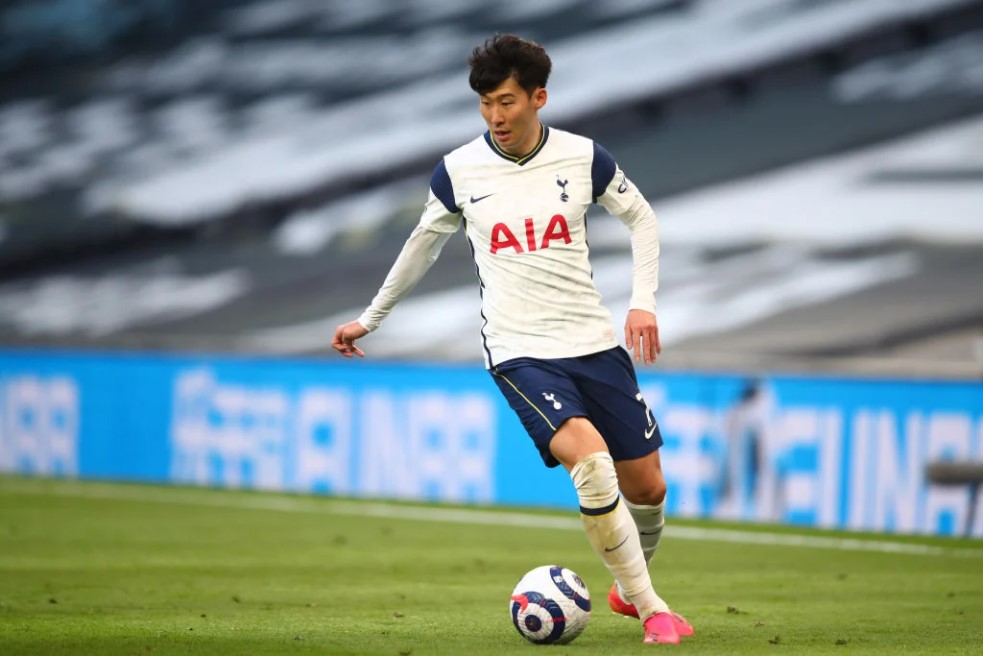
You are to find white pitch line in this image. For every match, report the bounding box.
[324,500,979,558]
[3,479,981,558]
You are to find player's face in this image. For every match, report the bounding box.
[479,76,547,157]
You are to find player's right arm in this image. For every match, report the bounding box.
[331,160,462,358]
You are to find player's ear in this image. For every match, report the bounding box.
[532,87,547,109]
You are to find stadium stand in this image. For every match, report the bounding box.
[1,0,982,377]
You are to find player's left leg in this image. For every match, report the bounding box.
[571,347,693,639]
[549,418,673,631]
[572,347,670,576]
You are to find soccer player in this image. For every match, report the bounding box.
[332,34,693,645]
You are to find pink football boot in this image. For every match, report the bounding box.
[610,584,694,639]
[643,612,680,644]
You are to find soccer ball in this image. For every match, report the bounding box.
[509,565,591,645]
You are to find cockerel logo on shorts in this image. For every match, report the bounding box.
[542,392,562,410]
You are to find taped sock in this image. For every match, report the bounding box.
[571,452,668,618]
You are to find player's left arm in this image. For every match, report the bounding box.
[591,143,661,364]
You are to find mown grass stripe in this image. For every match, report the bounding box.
[2,478,980,559]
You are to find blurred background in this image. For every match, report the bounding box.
[1,0,982,377]
[1,0,983,538]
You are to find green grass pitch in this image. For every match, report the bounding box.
[1,476,981,655]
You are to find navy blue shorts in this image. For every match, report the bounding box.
[491,346,663,468]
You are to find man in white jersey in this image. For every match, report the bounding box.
[332,34,693,645]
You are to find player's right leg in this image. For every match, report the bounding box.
[549,418,679,644]
[616,450,667,563]
[608,439,694,638]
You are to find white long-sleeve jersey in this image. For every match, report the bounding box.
[357,126,660,369]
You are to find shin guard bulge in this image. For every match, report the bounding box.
[570,452,668,619]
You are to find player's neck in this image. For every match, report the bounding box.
[498,122,543,159]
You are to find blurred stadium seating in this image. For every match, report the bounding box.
[1,0,982,377]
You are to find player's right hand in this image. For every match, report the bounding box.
[331,320,368,358]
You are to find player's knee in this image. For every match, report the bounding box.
[570,451,619,511]
[622,477,666,507]
[551,417,607,470]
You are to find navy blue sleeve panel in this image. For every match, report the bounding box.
[430,159,460,214]
[591,142,617,203]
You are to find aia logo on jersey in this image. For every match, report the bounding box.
[490,215,571,254]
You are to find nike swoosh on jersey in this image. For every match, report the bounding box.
[470,193,494,203]
[644,423,656,440]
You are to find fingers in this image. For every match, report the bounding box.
[331,324,365,359]
[330,334,354,358]
[626,325,660,365]
[638,331,657,364]
[646,330,657,364]
[626,319,642,362]
[625,310,661,366]
[334,339,364,358]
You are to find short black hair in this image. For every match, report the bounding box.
[468,34,552,96]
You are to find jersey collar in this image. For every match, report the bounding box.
[484,125,550,166]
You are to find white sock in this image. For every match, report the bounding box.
[626,499,665,564]
[571,452,669,619]
[618,500,665,603]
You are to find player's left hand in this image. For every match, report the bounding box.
[624,309,661,365]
